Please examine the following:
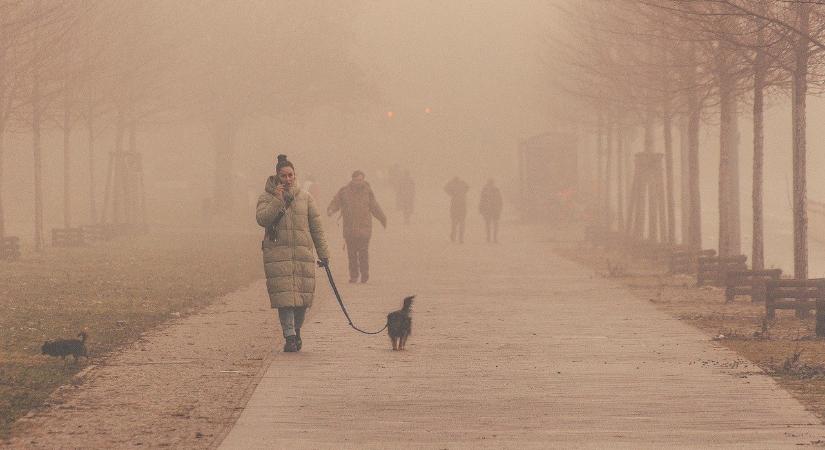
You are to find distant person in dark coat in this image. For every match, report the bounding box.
[444,176,469,243]
[396,170,416,225]
[479,178,503,243]
[327,170,387,283]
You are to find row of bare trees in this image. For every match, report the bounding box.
[0,1,185,250]
[552,0,825,279]
[0,1,370,251]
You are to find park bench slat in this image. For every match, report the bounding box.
[697,255,747,287]
[724,269,782,303]
[52,227,86,247]
[669,248,716,274]
[765,279,825,330]
[1,236,20,261]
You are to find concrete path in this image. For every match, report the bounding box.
[220,223,825,449]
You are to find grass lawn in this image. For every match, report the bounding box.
[0,230,261,437]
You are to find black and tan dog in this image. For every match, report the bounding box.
[387,296,414,351]
[42,331,88,363]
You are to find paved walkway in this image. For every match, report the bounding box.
[220,223,825,449]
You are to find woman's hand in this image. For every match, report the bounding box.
[274,184,285,200]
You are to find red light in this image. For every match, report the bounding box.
[386,111,394,119]
[424,107,432,114]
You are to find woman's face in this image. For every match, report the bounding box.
[278,166,296,187]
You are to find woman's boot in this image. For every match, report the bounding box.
[283,335,298,352]
[295,329,302,351]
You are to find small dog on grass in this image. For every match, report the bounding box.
[387,296,414,351]
[41,331,88,363]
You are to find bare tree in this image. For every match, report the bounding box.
[0,2,52,241]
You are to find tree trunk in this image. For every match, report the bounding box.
[752,51,766,270]
[605,119,614,230]
[596,114,604,224]
[63,94,72,229]
[644,106,655,240]
[629,154,645,240]
[213,119,238,214]
[679,117,690,245]
[0,128,5,240]
[793,5,810,279]
[717,47,741,257]
[87,98,96,224]
[687,91,702,250]
[624,129,632,227]
[128,121,143,225]
[33,73,43,251]
[104,107,126,224]
[617,126,625,233]
[663,100,675,244]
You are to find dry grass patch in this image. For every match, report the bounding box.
[0,230,260,437]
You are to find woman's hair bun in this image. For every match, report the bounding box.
[275,154,294,172]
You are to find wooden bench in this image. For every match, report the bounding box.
[52,227,85,247]
[725,269,782,303]
[765,280,825,334]
[697,255,747,286]
[669,248,716,274]
[83,224,118,241]
[1,236,20,261]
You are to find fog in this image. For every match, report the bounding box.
[10,1,825,445]
[0,1,554,241]
[1,0,824,274]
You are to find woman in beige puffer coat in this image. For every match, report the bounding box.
[256,155,329,352]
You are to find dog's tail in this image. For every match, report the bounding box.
[402,295,415,312]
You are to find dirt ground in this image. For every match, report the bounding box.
[4,282,278,449]
[557,243,825,423]
[0,230,261,441]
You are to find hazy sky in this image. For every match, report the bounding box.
[348,1,555,183]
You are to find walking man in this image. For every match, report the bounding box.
[479,178,503,243]
[444,176,469,243]
[328,170,387,283]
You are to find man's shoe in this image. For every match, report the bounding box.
[361,275,369,283]
[283,336,298,353]
[349,278,358,283]
[295,330,302,351]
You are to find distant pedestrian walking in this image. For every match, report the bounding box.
[256,155,330,353]
[444,176,469,243]
[327,170,387,283]
[396,170,415,225]
[479,178,503,243]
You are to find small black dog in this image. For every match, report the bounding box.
[387,296,414,351]
[41,332,88,363]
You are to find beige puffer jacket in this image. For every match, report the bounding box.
[256,176,330,309]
